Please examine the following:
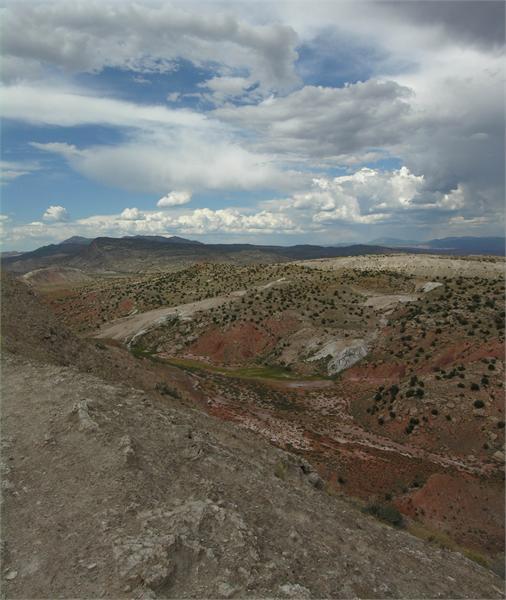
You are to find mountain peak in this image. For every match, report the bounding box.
[60,236,93,246]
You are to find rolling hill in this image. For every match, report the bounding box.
[5,235,503,276]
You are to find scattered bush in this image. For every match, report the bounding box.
[155,382,182,398]
[364,502,405,528]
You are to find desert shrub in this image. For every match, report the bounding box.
[364,502,405,528]
[389,384,399,399]
[473,399,485,409]
[155,382,182,399]
[470,383,480,391]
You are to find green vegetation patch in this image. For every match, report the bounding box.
[160,356,327,382]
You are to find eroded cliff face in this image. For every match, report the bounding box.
[2,353,504,599]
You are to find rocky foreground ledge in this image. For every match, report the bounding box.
[1,353,504,599]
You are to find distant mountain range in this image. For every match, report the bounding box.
[369,236,505,255]
[59,234,204,246]
[2,235,504,274]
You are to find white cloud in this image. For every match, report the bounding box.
[3,85,206,129]
[157,191,192,208]
[30,129,304,193]
[43,205,68,222]
[0,159,40,183]
[2,205,299,248]
[276,167,474,228]
[30,142,80,157]
[0,214,9,239]
[203,76,253,96]
[3,86,307,193]
[175,208,296,234]
[120,207,144,220]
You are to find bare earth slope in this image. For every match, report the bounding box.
[2,353,504,599]
[0,273,197,398]
[298,253,505,279]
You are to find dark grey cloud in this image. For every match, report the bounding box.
[214,79,415,159]
[384,1,505,48]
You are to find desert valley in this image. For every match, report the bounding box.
[1,236,505,598]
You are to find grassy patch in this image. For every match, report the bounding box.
[161,356,328,382]
[408,522,490,569]
[129,343,156,359]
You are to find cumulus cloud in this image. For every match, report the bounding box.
[157,191,192,208]
[43,205,68,222]
[2,205,298,248]
[120,207,144,220]
[277,166,471,228]
[175,208,296,234]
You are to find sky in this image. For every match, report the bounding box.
[1,0,504,250]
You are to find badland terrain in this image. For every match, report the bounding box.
[1,235,505,598]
